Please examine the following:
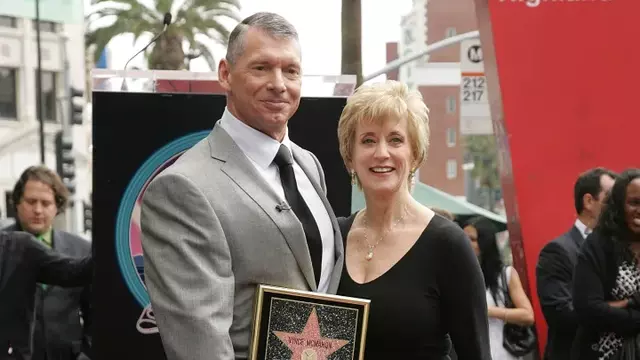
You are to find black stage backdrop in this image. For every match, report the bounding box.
[92,91,349,360]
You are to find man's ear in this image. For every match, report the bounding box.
[583,193,595,211]
[218,59,232,91]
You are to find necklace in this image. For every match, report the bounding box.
[362,205,408,261]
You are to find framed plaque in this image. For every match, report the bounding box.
[249,285,370,360]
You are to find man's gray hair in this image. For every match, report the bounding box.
[226,12,299,65]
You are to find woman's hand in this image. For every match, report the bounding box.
[608,299,630,308]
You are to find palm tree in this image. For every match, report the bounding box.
[341,0,363,86]
[85,0,241,71]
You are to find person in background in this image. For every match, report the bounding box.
[336,80,491,359]
[2,166,92,360]
[463,216,535,359]
[572,168,640,360]
[536,167,616,360]
[0,230,92,360]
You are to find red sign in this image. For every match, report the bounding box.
[475,0,638,354]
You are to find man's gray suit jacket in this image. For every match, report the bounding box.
[141,123,344,360]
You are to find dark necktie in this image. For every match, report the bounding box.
[273,144,322,286]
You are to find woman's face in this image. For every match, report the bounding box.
[625,178,640,234]
[350,116,414,196]
[464,225,480,256]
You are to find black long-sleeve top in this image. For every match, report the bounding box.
[0,231,93,360]
[337,214,492,360]
[572,229,640,360]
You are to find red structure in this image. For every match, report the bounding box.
[475,0,639,353]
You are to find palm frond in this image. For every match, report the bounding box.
[176,7,232,46]
[182,0,241,12]
[86,18,136,63]
[88,0,161,24]
[153,0,174,16]
[195,40,217,71]
[86,0,240,70]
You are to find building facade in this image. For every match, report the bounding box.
[0,2,90,235]
[391,0,478,197]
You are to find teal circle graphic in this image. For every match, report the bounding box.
[115,130,209,308]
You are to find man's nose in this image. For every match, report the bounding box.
[32,202,43,213]
[268,69,286,93]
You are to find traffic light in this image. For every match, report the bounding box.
[55,131,76,195]
[70,88,84,125]
[83,201,92,233]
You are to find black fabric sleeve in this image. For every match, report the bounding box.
[439,225,492,360]
[25,236,93,287]
[573,233,640,335]
[536,241,578,327]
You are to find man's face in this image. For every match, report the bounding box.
[218,27,302,141]
[16,180,57,235]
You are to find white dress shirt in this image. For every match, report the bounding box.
[574,218,591,239]
[219,108,335,293]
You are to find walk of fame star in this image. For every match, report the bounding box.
[273,308,349,360]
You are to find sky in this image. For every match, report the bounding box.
[87,0,413,82]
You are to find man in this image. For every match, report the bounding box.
[0,230,92,360]
[140,12,344,360]
[536,167,617,360]
[3,166,92,360]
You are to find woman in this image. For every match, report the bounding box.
[336,80,491,359]
[463,216,535,359]
[573,168,640,360]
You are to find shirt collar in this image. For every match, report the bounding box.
[219,108,292,168]
[574,218,591,239]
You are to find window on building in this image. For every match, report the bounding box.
[33,20,57,32]
[0,16,17,28]
[38,71,57,122]
[446,159,458,179]
[0,67,17,120]
[446,27,457,38]
[446,128,456,147]
[403,28,415,45]
[446,96,456,113]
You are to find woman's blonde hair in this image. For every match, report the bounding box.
[337,80,430,172]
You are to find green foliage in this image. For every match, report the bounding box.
[464,135,499,190]
[85,0,241,70]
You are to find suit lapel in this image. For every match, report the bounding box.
[568,226,585,249]
[209,125,317,290]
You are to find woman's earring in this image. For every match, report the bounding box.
[409,169,416,188]
[350,170,357,185]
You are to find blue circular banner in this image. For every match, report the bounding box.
[114,131,209,308]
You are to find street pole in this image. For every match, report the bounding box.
[61,33,75,233]
[35,0,45,164]
[363,30,480,82]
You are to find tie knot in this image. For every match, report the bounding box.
[274,144,293,167]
